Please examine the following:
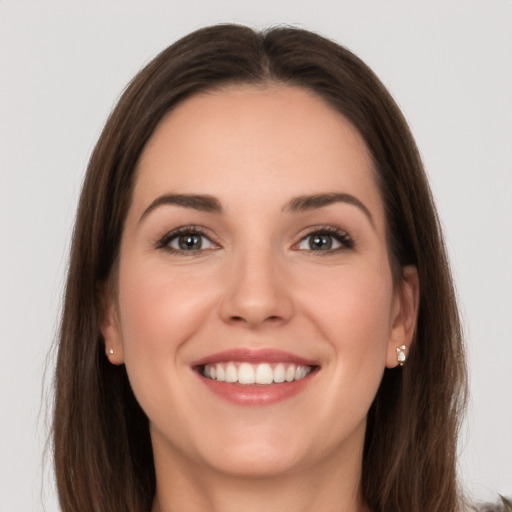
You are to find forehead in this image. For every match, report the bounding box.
[133,84,384,225]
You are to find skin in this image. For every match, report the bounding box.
[101,85,419,512]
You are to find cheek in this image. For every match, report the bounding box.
[116,255,217,365]
[298,262,395,383]
[276,262,396,458]
[114,255,221,432]
[304,261,393,333]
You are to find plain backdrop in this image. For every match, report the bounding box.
[1,1,511,510]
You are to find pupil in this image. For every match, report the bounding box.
[310,235,332,250]
[179,234,201,250]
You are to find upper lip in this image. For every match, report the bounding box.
[191,348,319,368]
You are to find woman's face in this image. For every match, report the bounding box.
[102,85,418,479]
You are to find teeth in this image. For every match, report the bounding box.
[255,363,273,384]
[225,363,237,383]
[285,365,295,382]
[295,366,308,380]
[238,363,255,384]
[203,362,312,385]
[216,365,225,382]
[273,363,286,383]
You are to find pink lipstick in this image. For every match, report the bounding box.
[192,348,319,406]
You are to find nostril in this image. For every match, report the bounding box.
[229,314,282,324]
[229,315,266,326]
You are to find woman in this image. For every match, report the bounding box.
[53,24,469,511]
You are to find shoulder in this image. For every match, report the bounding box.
[471,497,512,512]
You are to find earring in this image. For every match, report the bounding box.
[396,345,407,366]
[108,348,114,355]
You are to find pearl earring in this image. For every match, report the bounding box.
[396,345,407,366]
[108,348,114,355]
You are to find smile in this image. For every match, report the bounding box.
[192,349,319,406]
[202,362,312,385]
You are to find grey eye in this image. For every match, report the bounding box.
[309,234,334,250]
[168,233,215,251]
[297,234,342,251]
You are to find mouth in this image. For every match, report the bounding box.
[201,361,315,385]
[192,349,319,406]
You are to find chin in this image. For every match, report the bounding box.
[205,447,300,479]
[196,427,306,478]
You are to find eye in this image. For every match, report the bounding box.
[295,228,354,252]
[169,233,215,251]
[156,227,218,253]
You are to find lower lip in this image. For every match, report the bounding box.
[197,372,316,406]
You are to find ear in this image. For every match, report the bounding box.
[100,292,125,365]
[385,265,420,368]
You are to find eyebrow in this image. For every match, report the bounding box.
[283,193,375,228]
[139,194,223,223]
[139,191,374,228]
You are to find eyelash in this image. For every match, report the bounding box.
[155,225,217,255]
[294,226,354,253]
[154,225,354,255]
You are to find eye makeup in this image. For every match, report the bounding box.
[153,222,355,258]
[293,225,355,253]
[154,225,219,255]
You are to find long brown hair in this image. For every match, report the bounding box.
[53,24,467,512]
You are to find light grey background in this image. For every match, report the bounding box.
[1,1,511,510]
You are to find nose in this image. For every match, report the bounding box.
[219,247,294,329]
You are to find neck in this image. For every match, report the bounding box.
[152,471,366,512]
[150,429,369,512]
